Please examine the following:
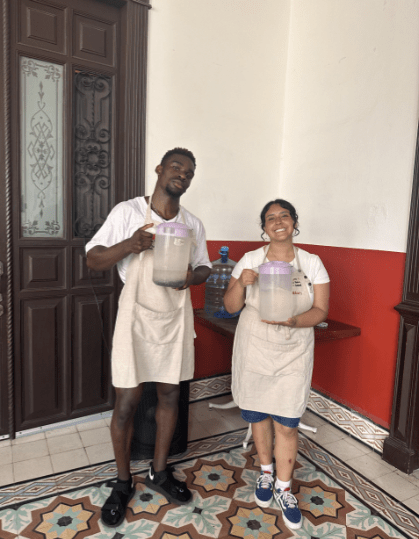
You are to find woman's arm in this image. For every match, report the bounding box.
[224,270,258,313]
[263,282,330,328]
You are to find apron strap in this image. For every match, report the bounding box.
[146,197,197,246]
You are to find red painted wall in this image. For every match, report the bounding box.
[192,240,406,429]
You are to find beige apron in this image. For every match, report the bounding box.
[232,246,314,418]
[111,199,194,388]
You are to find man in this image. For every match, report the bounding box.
[86,148,211,528]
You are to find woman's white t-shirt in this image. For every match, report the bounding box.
[232,246,330,294]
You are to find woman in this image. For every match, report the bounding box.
[224,199,329,530]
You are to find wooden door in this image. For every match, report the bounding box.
[0,0,150,436]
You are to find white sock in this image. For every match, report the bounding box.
[261,463,274,474]
[275,477,291,491]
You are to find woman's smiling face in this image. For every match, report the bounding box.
[263,204,296,242]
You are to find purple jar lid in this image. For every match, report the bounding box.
[156,222,191,238]
[259,261,293,275]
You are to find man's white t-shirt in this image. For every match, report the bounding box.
[85,197,211,283]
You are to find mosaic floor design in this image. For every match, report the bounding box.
[0,431,417,539]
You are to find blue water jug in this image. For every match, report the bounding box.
[204,246,241,318]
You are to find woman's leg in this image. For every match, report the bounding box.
[251,416,275,508]
[273,422,298,482]
[272,421,302,530]
[251,416,274,465]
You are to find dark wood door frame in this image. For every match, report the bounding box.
[0,0,151,438]
[383,120,419,474]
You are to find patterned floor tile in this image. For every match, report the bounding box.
[189,376,232,402]
[307,390,388,452]
[0,429,416,538]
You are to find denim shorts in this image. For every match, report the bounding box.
[241,409,300,428]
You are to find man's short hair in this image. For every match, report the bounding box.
[160,148,196,168]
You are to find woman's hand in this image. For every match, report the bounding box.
[262,316,297,327]
[238,269,258,288]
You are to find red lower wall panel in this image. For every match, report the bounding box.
[192,240,406,429]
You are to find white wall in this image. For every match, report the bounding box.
[145,0,291,241]
[279,0,419,252]
[145,0,419,252]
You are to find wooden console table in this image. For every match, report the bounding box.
[194,309,361,342]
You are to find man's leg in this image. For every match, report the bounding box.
[101,384,143,528]
[145,382,191,505]
[153,382,180,471]
[111,384,144,480]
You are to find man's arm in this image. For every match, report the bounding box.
[177,264,211,290]
[86,223,154,272]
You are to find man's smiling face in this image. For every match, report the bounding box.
[156,154,195,198]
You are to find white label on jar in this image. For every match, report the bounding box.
[174,238,185,246]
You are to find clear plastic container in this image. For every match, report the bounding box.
[205,246,241,318]
[258,261,293,321]
[152,222,192,287]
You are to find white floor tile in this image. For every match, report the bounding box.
[0,439,11,448]
[301,410,327,428]
[189,401,225,422]
[346,453,396,481]
[199,415,239,436]
[188,420,211,441]
[323,438,369,462]
[12,439,49,463]
[77,419,108,432]
[47,433,83,455]
[0,463,13,486]
[85,442,114,464]
[0,445,12,466]
[13,432,46,445]
[303,423,347,445]
[374,471,419,502]
[79,427,112,447]
[404,493,419,513]
[14,455,53,482]
[45,426,78,439]
[51,448,89,473]
[344,436,373,456]
[367,450,396,471]
[224,414,249,430]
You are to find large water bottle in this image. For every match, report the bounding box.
[204,246,240,318]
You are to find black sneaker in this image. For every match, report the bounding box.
[101,476,135,528]
[145,464,192,505]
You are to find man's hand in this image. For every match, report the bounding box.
[127,223,154,254]
[175,264,194,290]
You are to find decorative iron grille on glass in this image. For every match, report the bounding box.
[73,71,112,239]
